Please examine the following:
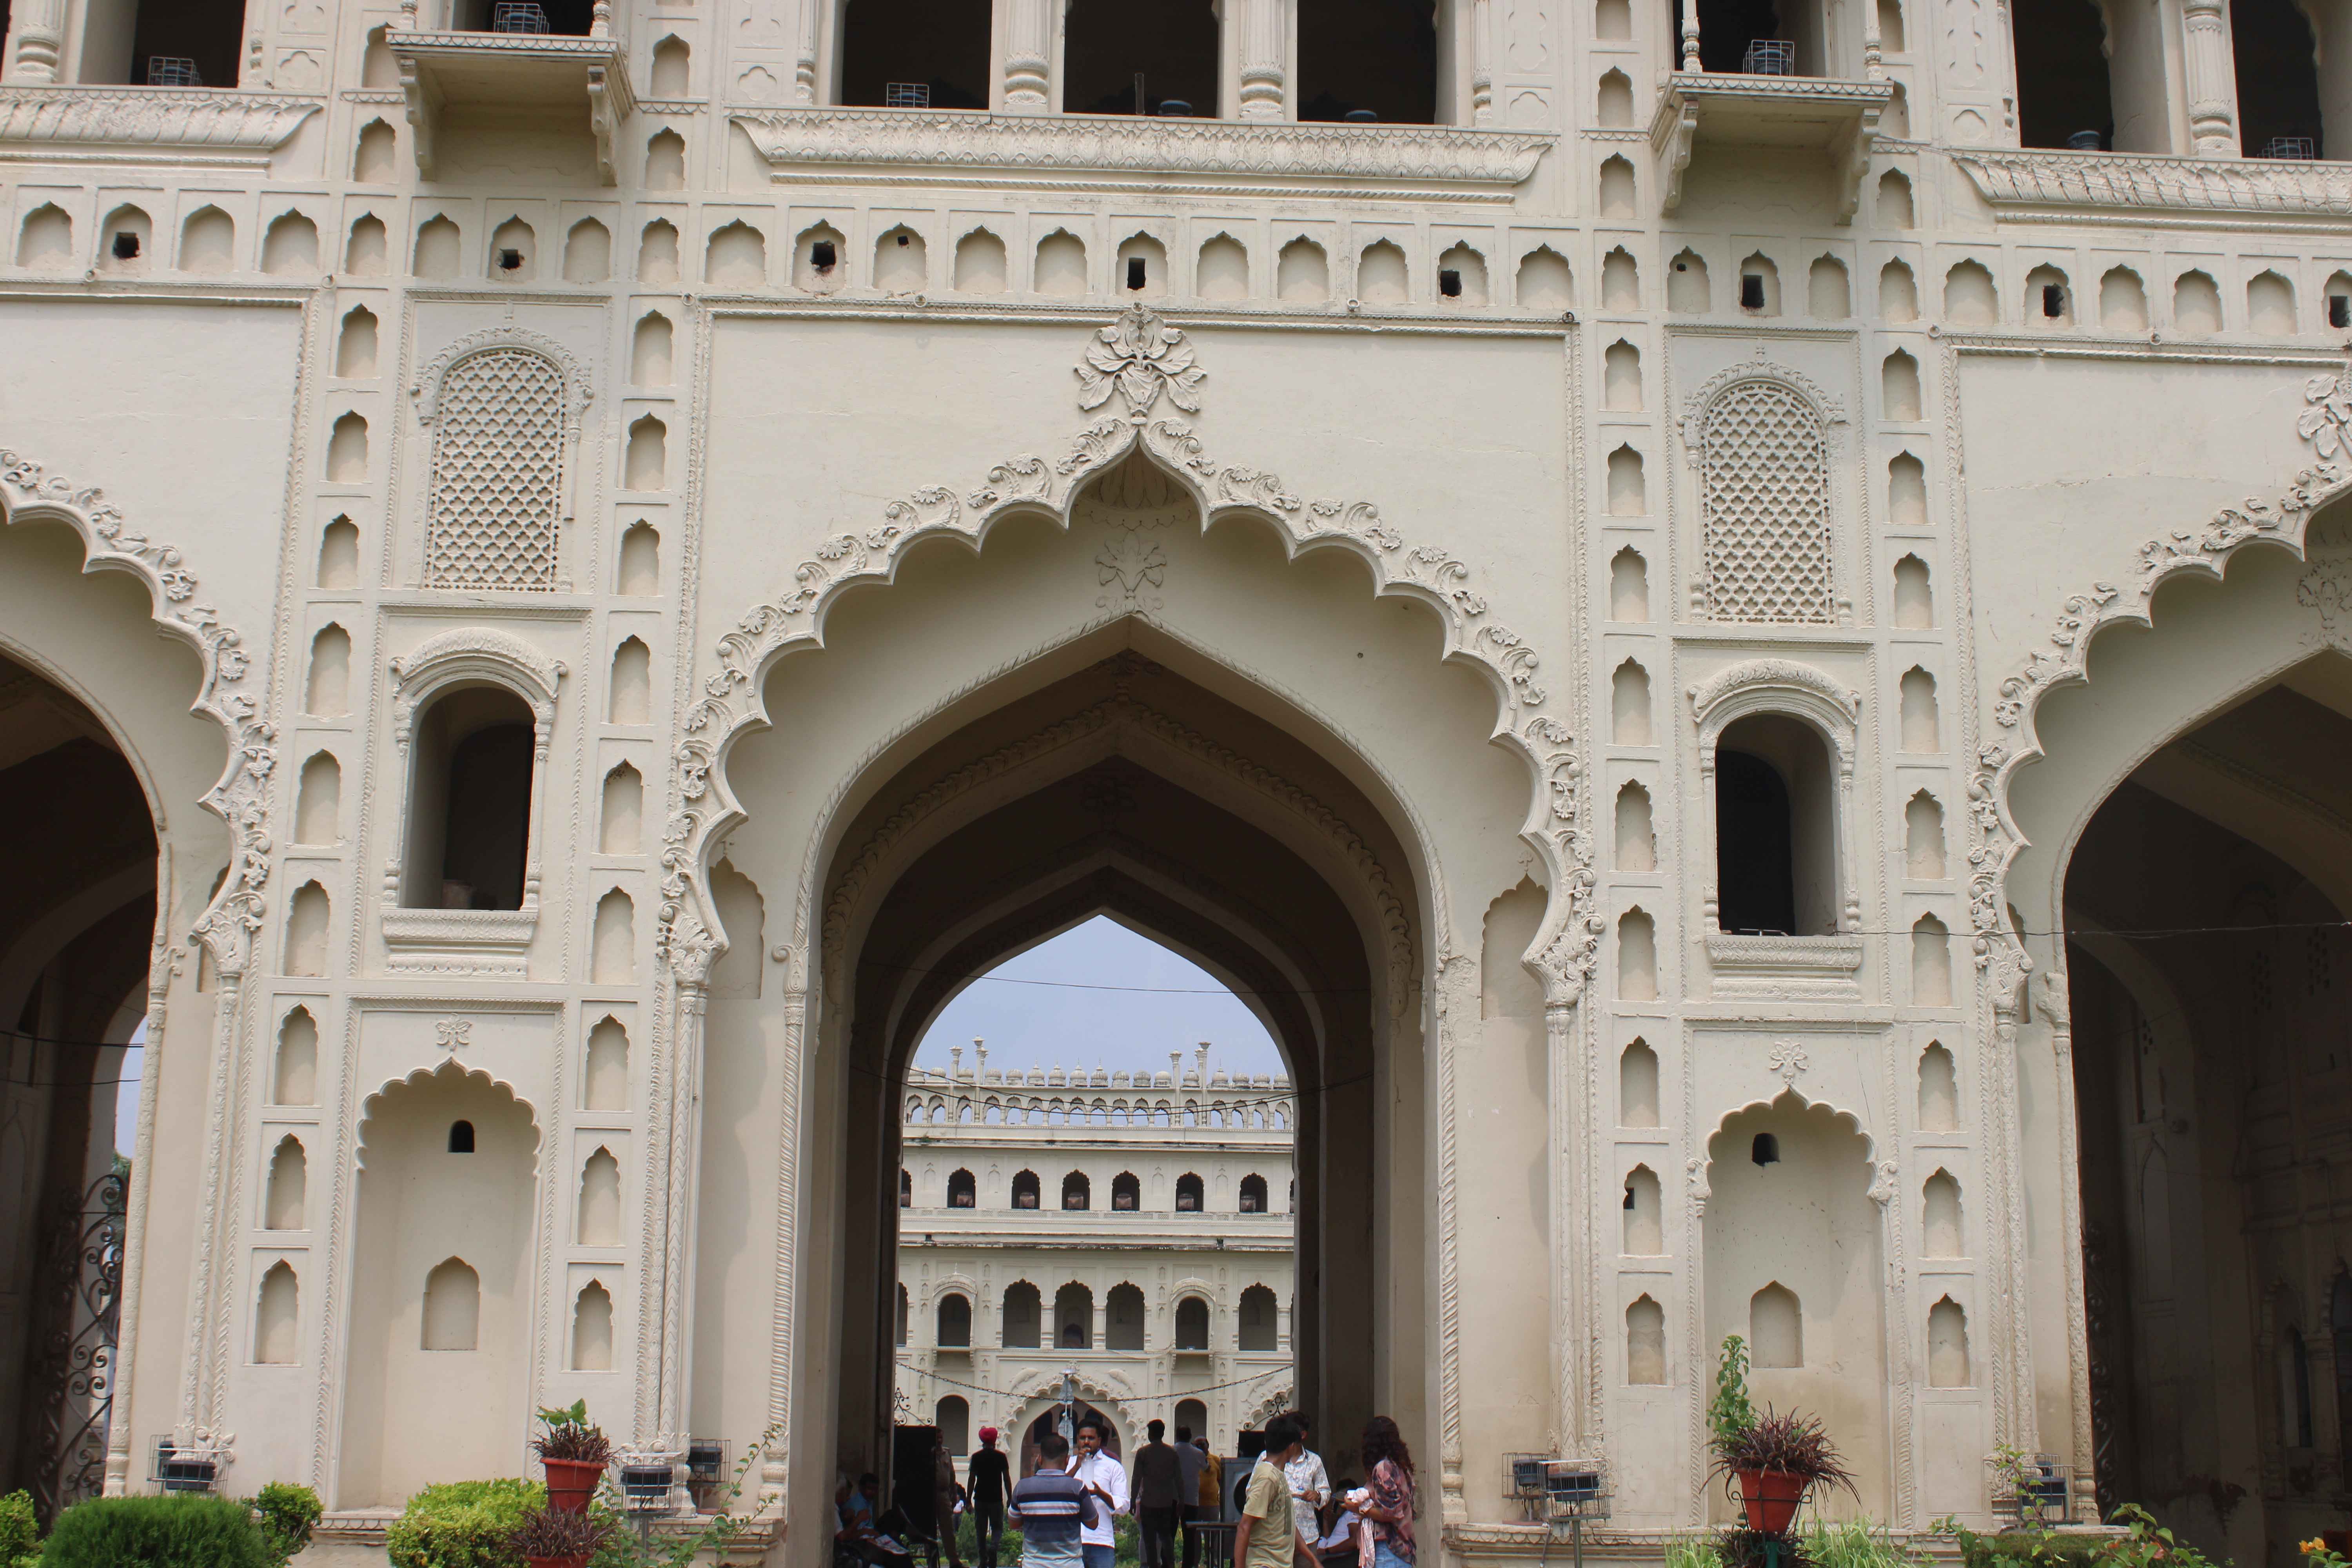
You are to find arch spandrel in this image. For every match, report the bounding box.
[663,307,1596,1001]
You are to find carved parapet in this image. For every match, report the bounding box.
[730,108,1555,203]
[1956,147,2352,225]
[0,88,320,168]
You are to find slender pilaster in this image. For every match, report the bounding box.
[1470,0,1494,124]
[6,0,62,82]
[1004,0,1053,112]
[1237,0,1288,120]
[2182,0,2238,154]
[1680,0,1701,71]
[794,0,818,103]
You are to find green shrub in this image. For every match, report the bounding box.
[386,1478,545,1568]
[250,1482,323,1567]
[0,1490,38,1568]
[38,1494,269,1568]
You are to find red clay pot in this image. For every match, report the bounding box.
[542,1457,605,1515]
[1735,1469,1807,1534]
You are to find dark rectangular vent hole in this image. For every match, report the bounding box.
[1127,256,1147,290]
[811,241,836,270]
[1439,269,1462,297]
[499,249,523,270]
[2042,283,2066,317]
[2331,295,2350,329]
[112,232,140,260]
[1740,274,1766,309]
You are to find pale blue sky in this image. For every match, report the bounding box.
[911,916,1284,1078]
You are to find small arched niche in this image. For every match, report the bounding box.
[644,129,687,191]
[274,1007,320,1105]
[1922,1168,1963,1256]
[577,1147,621,1245]
[1917,1042,1958,1131]
[336,307,379,378]
[1602,248,1640,310]
[16,205,72,269]
[1035,229,1089,296]
[710,221,771,289]
[1436,243,1488,305]
[422,1257,481,1350]
[2174,269,2224,334]
[1892,554,1934,627]
[632,312,674,387]
[1609,545,1650,618]
[1878,259,1918,323]
[639,219,681,285]
[1277,237,1329,302]
[325,414,369,485]
[1882,350,1922,421]
[265,1135,309,1230]
[1606,446,1646,516]
[563,218,611,283]
[625,416,668,491]
[1598,69,1635,126]
[955,229,1009,294]
[1611,659,1652,743]
[1357,240,1409,305]
[1620,1039,1661,1127]
[1116,232,1170,297]
[263,212,319,276]
[592,889,636,983]
[98,204,151,274]
[1738,253,1781,316]
[1750,1282,1803,1367]
[180,206,236,274]
[1615,782,1656,872]
[1517,246,1573,310]
[296,751,342,846]
[1904,791,1946,880]
[285,882,331,978]
[1927,1297,1970,1387]
[1668,249,1709,313]
[345,214,388,276]
[1876,170,1914,228]
[618,523,661,595]
[1807,256,1849,319]
[2100,267,2149,332]
[1889,452,1927,525]
[1604,341,1643,412]
[414,214,461,279]
[1911,913,1952,1005]
[1944,259,1997,324]
[1599,156,1638,218]
[1239,1284,1279,1350]
[876,225,928,293]
[584,1017,629,1111]
[254,1261,299,1364]
[1617,908,1658,1001]
[650,35,690,96]
[608,637,652,724]
[1623,1165,1663,1253]
[572,1281,614,1371]
[1627,1295,1666,1383]
[1196,232,1248,300]
[599,763,644,856]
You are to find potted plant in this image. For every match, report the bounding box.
[1705,1335,1860,1535]
[531,1400,613,1515]
[511,1503,614,1568]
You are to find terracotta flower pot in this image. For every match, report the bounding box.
[542,1457,606,1515]
[1735,1468,1807,1534]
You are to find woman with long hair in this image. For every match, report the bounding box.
[1356,1418,1416,1568]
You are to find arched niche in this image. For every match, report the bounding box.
[338,1061,540,1507]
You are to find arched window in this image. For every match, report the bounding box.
[419,337,581,591]
[1238,1174,1267,1213]
[1055,1283,1093,1348]
[1697,375,1833,625]
[1176,1295,1211,1350]
[900,1169,913,1207]
[948,1168,976,1208]
[1062,1171,1091,1210]
[897,1284,909,1347]
[1713,713,1840,936]
[936,1395,971,1455]
[1108,1283,1147,1349]
[1111,1172,1140,1210]
[1012,1170,1040,1209]
[1238,1285,1278,1351]
[1000,1282,1042,1348]
[1176,1398,1208,1440]
[1175,1172,1203,1212]
[839,0,989,108]
[1063,0,1219,115]
[936,1292,972,1347]
[400,686,537,910]
[2283,1321,2316,1447]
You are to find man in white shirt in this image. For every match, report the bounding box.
[1067,1416,1131,1568]
[1282,1414,1330,1529]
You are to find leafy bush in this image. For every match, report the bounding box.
[39,1494,269,1568]
[250,1482,322,1567]
[1800,1517,1925,1568]
[0,1491,38,1568]
[1943,1503,2219,1568]
[387,1479,545,1568]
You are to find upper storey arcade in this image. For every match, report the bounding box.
[0,0,2347,231]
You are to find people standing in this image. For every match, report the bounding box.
[1067,1416,1131,1568]
[967,1426,1011,1568]
[1234,1414,1315,1568]
[1011,1432,1099,1568]
[1133,1419,1185,1568]
[932,1429,967,1568]
[1173,1425,1207,1568]
[1354,1417,1417,1568]
[1284,1414,1331,1534]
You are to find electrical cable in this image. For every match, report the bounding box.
[896,1357,1289,1403]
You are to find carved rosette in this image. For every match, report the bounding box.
[0,449,275,980]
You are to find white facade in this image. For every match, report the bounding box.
[8,0,2352,1563]
[892,1055,1296,1465]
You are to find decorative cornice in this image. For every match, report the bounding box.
[388,627,565,704]
[0,447,275,977]
[729,109,1555,203]
[1955,147,2352,226]
[0,88,321,167]
[1688,657,1860,728]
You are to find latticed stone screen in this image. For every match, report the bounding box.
[425,348,564,590]
[1699,380,1832,624]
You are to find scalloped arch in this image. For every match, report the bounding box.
[662,343,1594,992]
[1967,364,2352,998]
[0,445,275,974]
[1700,1085,1880,1175]
[353,1058,541,1171]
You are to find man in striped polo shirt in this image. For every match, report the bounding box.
[1010,1431,1100,1568]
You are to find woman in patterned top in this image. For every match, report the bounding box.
[1354,1418,1416,1568]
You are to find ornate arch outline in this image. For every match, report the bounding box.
[1967,364,2352,1002]
[353,1058,544,1172]
[0,447,275,973]
[663,322,1594,996]
[411,327,596,586]
[1688,657,1862,778]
